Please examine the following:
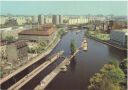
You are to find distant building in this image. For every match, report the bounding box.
[32,16,38,24]
[38,15,45,25]
[6,40,28,65]
[110,29,128,47]
[0,15,8,25]
[18,24,57,43]
[59,15,63,24]
[0,41,7,60]
[52,15,60,25]
[68,16,89,25]
[45,16,52,24]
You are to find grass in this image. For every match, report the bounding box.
[86,30,110,41]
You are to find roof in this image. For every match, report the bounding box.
[19,24,56,36]
[10,40,27,49]
[19,28,55,36]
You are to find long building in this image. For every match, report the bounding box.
[52,15,60,25]
[110,29,128,47]
[18,24,57,43]
[38,15,45,25]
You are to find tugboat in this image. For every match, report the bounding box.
[81,38,88,51]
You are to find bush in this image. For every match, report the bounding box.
[119,59,128,74]
[28,47,36,53]
[109,60,119,68]
[88,61,125,90]
[4,35,15,42]
[70,39,77,54]
[58,29,66,38]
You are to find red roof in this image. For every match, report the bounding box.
[19,24,56,36]
[19,29,55,36]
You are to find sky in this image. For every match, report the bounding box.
[0,1,127,16]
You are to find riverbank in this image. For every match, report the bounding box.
[85,30,127,51]
[0,36,61,84]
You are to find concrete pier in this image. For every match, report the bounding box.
[8,51,63,90]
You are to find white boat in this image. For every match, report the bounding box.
[60,66,67,71]
[82,38,88,51]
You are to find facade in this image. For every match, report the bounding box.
[68,16,89,25]
[15,16,27,25]
[110,29,128,47]
[0,15,8,25]
[0,43,7,60]
[6,40,28,65]
[32,16,38,24]
[18,24,57,43]
[44,15,52,24]
[52,15,60,25]
[38,15,45,25]
[0,27,23,39]
[59,15,63,24]
[0,15,33,27]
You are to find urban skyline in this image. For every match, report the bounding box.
[1,1,127,16]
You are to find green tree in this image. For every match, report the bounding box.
[88,61,125,90]
[119,59,128,74]
[109,60,119,68]
[4,35,15,42]
[70,39,76,55]
[107,66,125,84]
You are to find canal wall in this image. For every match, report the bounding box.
[34,50,79,90]
[0,38,60,86]
[86,34,127,51]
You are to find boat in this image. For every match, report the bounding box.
[65,61,70,66]
[60,66,67,71]
[81,38,88,51]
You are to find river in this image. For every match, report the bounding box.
[44,30,126,90]
[7,29,126,90]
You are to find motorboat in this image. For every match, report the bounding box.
[60,66,67,71]
[81,38,88,51]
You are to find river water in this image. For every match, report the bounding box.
[1,29,126,90]
[45,30,126,90]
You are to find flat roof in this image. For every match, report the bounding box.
[19,28,56,36]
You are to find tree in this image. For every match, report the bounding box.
[119,59,128,74]
[109,60,119,68]
[4,35,15,42]
[70,39,76,55]
[107,66,125,84]
[4,18,18,27]
[88,61,125,90]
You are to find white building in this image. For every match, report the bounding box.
[0,15,9,25]
[38,15,45,25]
[68,16,89,25]
[52,15,60,25]
[110,29,128,47]
[45,16,52,24]
[59,15,63,24]
[32,16,38,24]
